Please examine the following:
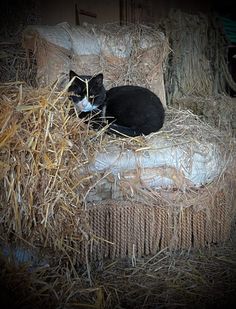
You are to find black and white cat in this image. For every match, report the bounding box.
[68,70,165,137]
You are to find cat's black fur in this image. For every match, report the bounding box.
[68,70,165,136]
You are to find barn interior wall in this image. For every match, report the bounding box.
[39,0,212,26]
[40,0,120,25]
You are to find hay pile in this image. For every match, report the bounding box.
[0,1,39,85]
[1,8,236,309]
[0,82,236,262]
[0,82,93,249]
[163,9,236,101]
[0,42,36,85]
[163,10,236,134]
[164,10,214,100]
[1,230,236,308]
[174,94,236,134]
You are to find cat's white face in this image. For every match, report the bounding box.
[76,96,98,112]
[68,71,106,113]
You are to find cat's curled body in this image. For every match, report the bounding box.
[68,70,165,137]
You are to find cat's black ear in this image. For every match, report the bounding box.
[68,70,82,93]
[92,73,103,87]
[69,70,78,80]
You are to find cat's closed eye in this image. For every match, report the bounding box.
[69,94,81,103]
[89,95,99,103]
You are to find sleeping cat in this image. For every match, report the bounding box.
[68,70,165,136]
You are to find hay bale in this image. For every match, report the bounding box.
[163,10,236,104]
[0,83,236,263]
[22,22,169,107]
